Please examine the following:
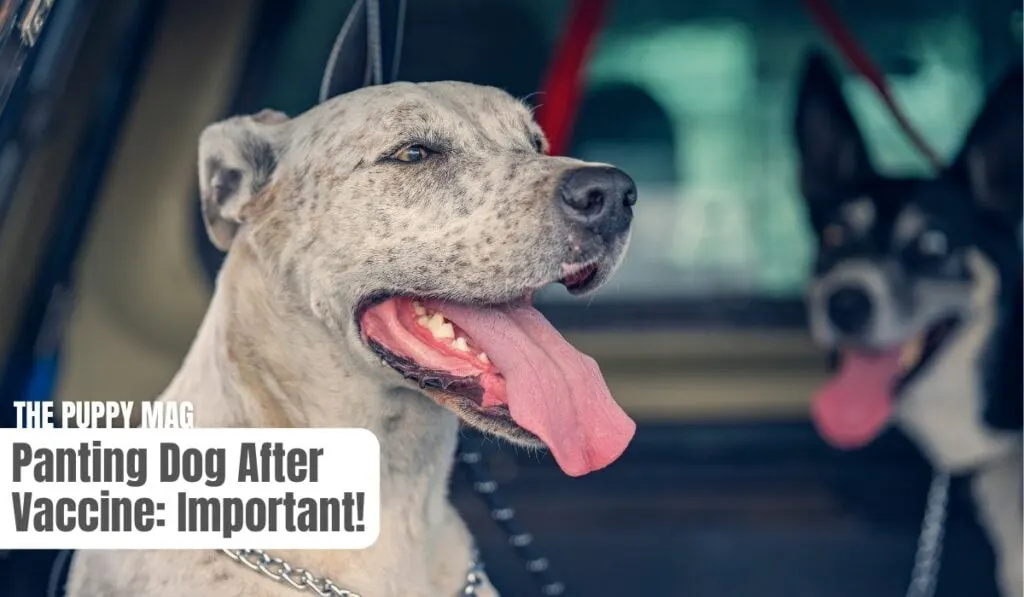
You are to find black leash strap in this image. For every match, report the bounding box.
[459,436,567,596]
[319,3,568,595]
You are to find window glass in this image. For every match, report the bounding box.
[542,2,1011,304]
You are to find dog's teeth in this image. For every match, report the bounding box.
[381,359,388,367]
[413,301,425,315]
[478,352,489,364]
[452,337,469,352]
[422,312,455,339]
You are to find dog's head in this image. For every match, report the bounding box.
[794,51,1023,449]
[194,70,637,475]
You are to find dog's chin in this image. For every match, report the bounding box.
[423,388,545,448]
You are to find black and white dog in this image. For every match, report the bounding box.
[794,51,1023,597]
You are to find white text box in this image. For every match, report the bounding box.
[0,427,380,549]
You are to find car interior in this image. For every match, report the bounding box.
[0,0,1019,595]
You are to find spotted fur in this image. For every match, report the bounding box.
[66,81,634,597]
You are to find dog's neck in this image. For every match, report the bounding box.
[159,242,468,593]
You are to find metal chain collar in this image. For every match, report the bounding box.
[221,546,485,597]
[905,472,950,597]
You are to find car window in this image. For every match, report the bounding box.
[237,0,1020,312]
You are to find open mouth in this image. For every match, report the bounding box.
[894,316,960,388]
[812,316,960,450]
[559,261,599,293]
[362,297,513,431]
[355,265,635,477]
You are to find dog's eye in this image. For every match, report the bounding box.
[822,224,844,248]
[392,144,433,163]
[917,230,948,256]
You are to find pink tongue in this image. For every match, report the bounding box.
[811,349,901,449]
[427,300,636,476]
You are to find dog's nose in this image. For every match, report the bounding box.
[826,286,873,335]
[558,166,637,238]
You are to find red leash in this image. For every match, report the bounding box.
[799,0,944,170]
[536,0,938,170]
[534,0,611,156]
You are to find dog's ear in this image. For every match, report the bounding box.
[197,109,289,251]
[793,50,875,217]
[948,64,1023,226]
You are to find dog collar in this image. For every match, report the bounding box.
[221,546,485,596]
